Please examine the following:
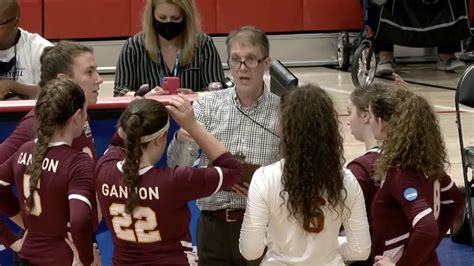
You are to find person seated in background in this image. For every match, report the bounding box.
[239,84,371,265]
[167,25,280,265]
[0,0,52,100]
[113,0,225,96]
[376,42,465,76]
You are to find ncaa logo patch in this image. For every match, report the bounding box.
[403,188,418,201]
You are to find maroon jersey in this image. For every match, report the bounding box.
[0,220,19,247]
[370,169,464,265]
[347,148,380,225]
[0,109,97,163]
[96,145,241,265]
[0,141,95,265]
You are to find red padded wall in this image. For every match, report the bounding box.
[43,0,130,39]
[18,0,43,35]
[303,0,363,31]
[130,0,147,35]
[215,0,303,34]
[196,0,217,34]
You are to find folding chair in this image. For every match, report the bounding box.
[454,64,474,248]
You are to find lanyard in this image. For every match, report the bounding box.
[158,50,180,85]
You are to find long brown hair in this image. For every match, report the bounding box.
[350,83,391,113]
[25,78,86,214]
[142,0,201,65]
[372,89,449,181]
[118,99,168,213]
[279,84,346,233]
[39,41,93,87]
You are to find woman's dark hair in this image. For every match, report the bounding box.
[118,99,168,213]
[279,84,346,233]
[25,78,86,214]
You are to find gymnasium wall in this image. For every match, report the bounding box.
[18,0,364,39]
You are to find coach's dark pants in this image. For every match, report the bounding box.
[197,213,262,266]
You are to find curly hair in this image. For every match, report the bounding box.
[373,91,449,182]
[279,84,346,233]
[118,99,168,213]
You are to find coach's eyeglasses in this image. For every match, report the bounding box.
[228,57,267,69]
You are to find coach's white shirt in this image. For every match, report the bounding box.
[239,160,371,265]
[0,28,52,85]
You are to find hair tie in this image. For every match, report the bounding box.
[140,119,170,143]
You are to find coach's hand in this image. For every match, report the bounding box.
[374,255,395,266]
[231,182,250,197]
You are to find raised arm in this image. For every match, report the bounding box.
[167,95,207,167]
[167,94,228,163]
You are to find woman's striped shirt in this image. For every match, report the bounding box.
[114,32,225,96]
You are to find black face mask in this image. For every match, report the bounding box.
[0,56,16,75]
[153,19,185,41]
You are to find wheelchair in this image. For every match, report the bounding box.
[337,0,472,87]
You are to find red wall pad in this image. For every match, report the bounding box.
[196,0,217,34]
[130,0,147,35]
[43,0,130,39]
[18,0,43,35]
[303,0,362,31]
[216,0,303,34]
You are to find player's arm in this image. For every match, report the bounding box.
[339,170,371,262]
[167,96,207,167]
[0,113,35,163]
[347,160,375,215]
[239,167,268,260]
[68,154,95,265]
[0,220,20,251]
[0,153,21,218]
[437,175,464,237]
[172,152,242,201]
[387,171,439,266]
[167,95,242,200]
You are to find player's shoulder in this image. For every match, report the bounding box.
[52,145,94,167]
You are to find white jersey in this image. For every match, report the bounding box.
[0,28,52,85]
[239,160,371,265]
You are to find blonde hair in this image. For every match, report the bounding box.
[142,0,201,66]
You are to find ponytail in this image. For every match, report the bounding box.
[123,114,143,214]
